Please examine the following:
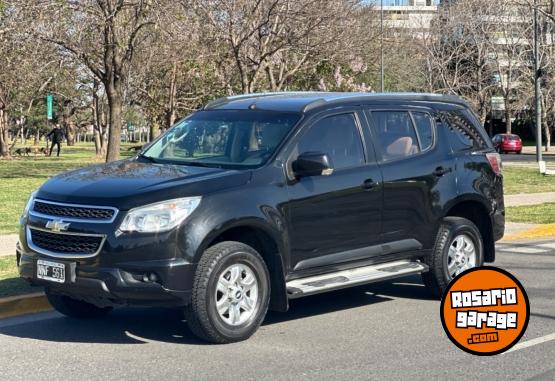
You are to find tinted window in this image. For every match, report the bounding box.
[144,110,300,168]
[371,111,420,161]
[298,114,364,169]
[412,112,434,151]
[441,111,487,152]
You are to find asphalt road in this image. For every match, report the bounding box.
[0,239,554,381]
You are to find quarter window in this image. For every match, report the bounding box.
[412,112,434,151]
[297,113,365,170]
[441,111,487,152]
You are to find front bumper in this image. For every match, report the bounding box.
[17,214,197,308]
[18,243,195,308]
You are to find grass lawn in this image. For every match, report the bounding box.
[503,166,555,195]
[506,203,555,224]
[0,256,40,298]
[0,142,134,234]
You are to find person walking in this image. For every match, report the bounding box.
[46,124,65,157]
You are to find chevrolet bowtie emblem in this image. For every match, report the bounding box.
[45,219,70,232]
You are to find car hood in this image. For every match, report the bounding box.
[36,160,252,210]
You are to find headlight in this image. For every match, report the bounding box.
[118,197,201,233]
[21,190,37,218]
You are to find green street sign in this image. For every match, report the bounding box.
[46,94,53,120]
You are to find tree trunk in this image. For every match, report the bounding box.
[65,124,76,145]
[504,108,512,134]
[543,121,551,152]
[105,87,123,162]
[149,121,160,142]
[34,131,40,145]
[0,108,9,157]
[166,61,178,129]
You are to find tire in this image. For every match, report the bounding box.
[517,150,522,155]
[185,241,270,344]
[46,290,112,319]
[422,217,484,298]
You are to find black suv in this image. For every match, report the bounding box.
[18,92,504,343]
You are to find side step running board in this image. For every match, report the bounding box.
[286,260,428,299]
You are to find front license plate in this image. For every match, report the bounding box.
[37,259,66,283]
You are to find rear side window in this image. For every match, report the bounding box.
[298,113,365,170]
[412,112,434,151]
[441,111,487,152]
[371,111,429,161]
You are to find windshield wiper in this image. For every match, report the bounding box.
[137,153,158,163]
[174,160,222,168]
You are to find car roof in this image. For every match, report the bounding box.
[203,91,471,113]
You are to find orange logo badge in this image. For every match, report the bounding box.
[440,267,529,355]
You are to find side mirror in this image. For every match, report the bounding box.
[292,152,334,178]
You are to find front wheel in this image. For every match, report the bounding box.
[422,217,484,298]
[185,241,270,344]
[46,290,112,318]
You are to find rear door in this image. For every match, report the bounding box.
[285,108,383,272]
[364,107,457,252]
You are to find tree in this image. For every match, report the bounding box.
[422,0,498,126]
[192,0,371,94]
[20,0,159,161]
[0,1,60,157]
[129,3,221,137]
[487,1,532,134]
[525,0,555,150]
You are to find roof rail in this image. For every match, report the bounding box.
[301,92,470,112]
[203,91,323,110]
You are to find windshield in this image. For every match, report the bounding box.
[142,110,301,168]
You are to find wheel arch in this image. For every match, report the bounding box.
[198,220,289,312]
[445,198,495,262]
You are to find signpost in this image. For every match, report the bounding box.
[46,94,53,120]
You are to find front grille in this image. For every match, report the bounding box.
[29,228,103,255]
[33,200,116,221]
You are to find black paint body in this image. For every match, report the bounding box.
[18,93,505,311]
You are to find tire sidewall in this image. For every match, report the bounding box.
[441,221,484,283]
[205,250,270,341]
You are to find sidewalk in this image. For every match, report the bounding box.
[0,234,18,257]
[505,192,555,207]
[521,146,555,155]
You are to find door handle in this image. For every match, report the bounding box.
[433,166,452,177]
[362,178,378,190]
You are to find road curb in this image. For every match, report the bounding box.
[0,292,52,319]
[503,223,555,241]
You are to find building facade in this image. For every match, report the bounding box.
[367,0,441,35]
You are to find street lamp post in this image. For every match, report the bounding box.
[533,0,543,162]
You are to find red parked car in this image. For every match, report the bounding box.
[492,133,522,154]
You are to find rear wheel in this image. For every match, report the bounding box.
[517,150,522,154]
[185,241,270,343]
[422,217,484,298]
[46,290,112,318]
